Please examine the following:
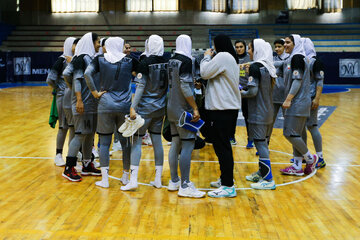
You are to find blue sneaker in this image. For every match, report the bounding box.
[256,152,259,156]
[316,157,326,169]
[246,140,254,149]
[207,186,237,198]
[229,137,237,145]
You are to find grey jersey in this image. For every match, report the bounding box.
[238,54,251,88]
[309,57,324,99]
[283,55,311,117]
[247,64,274,125]
[167,55,194,122]
[62,62,73,109]
[46,57,68,98]
[72,55,98,115]
[273,55,286,104]
[97,56,133,113]
[136,63,168,117]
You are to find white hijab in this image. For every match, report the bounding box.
[253,39,277,78]
[289,34,305,57]
[74,32,96,57]
[104,37,126,64]
[148,35,164,56]
[302,38,316,58]
[175,34,192,59]
[140,39,150,57]
[62,37,76,58]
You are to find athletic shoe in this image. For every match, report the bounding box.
[280,165,304,176]
[289,158,306,163]
[92,146,99,158]
[81,162,102,176]
[77,151,82,162]
[142,133,152,146]
[54,153,65,167]
[118,115,130,133]
[120,171,130,185]
[120,181,138,191]
[255,152,259,156]
[230,137,237,145]
[110,140,122,155]
[304,155,318,175]
[168,179,181,191]
[250,179,276,190]
[178,182,206,198]
[210,178,221,188]
[245,171,261,182]
[246,140,254,149]
[316,157,326,169]
[207,186,237,198]
[62,166,82,182]
[123,115,145,138]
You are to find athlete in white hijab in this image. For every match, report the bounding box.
[140,39,150,58]
[74,32,97,57]
[175,34,192,59]
[289,34,305,57]
[302,38,316,58]
[62,37,76,58]
[104,37,126,64]
[253,39,277,78]
[148,35,164,56]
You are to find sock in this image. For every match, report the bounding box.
[82,159,91,168]
[56,149,63,155]
[129,165,139,183]
[259,158,273,181]
[293,157,303,170]
[303,151,314,164]
[155,166,163,181]
[317,152,323,159]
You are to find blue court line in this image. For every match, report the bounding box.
[314,45,360,47]
[0,82,48,89]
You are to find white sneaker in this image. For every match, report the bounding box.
[150,179,162,188]
[120,171,130,185]
[250,179,276,190]
[123,115,145,137]
[112,141,122,152]
[207,186,237,198]
[95,167,109,188]
[120,181,138,191]
[77,151,82,162]
[210,178,221,188]
[168,179,181,191]
[178,182,206,198]
[92,147,99,158]
[142,133,152,146]
[54,153,65,167]
[118,115,130,133]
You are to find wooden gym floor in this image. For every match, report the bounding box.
[0,86,359,239]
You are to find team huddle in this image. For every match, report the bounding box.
[46,31,326,198]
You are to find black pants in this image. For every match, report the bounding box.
[241,98,251,141]
[207,109,239,187]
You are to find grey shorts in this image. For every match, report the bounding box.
[97,112,126,135]
[283,116,307,137]
[137,116,164,136]
[74,113,97,135]
[306,107,318,127]
[56,96,68,129]
[249,124,270,141]
[170,122,196,140]
[63,108,74,127]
